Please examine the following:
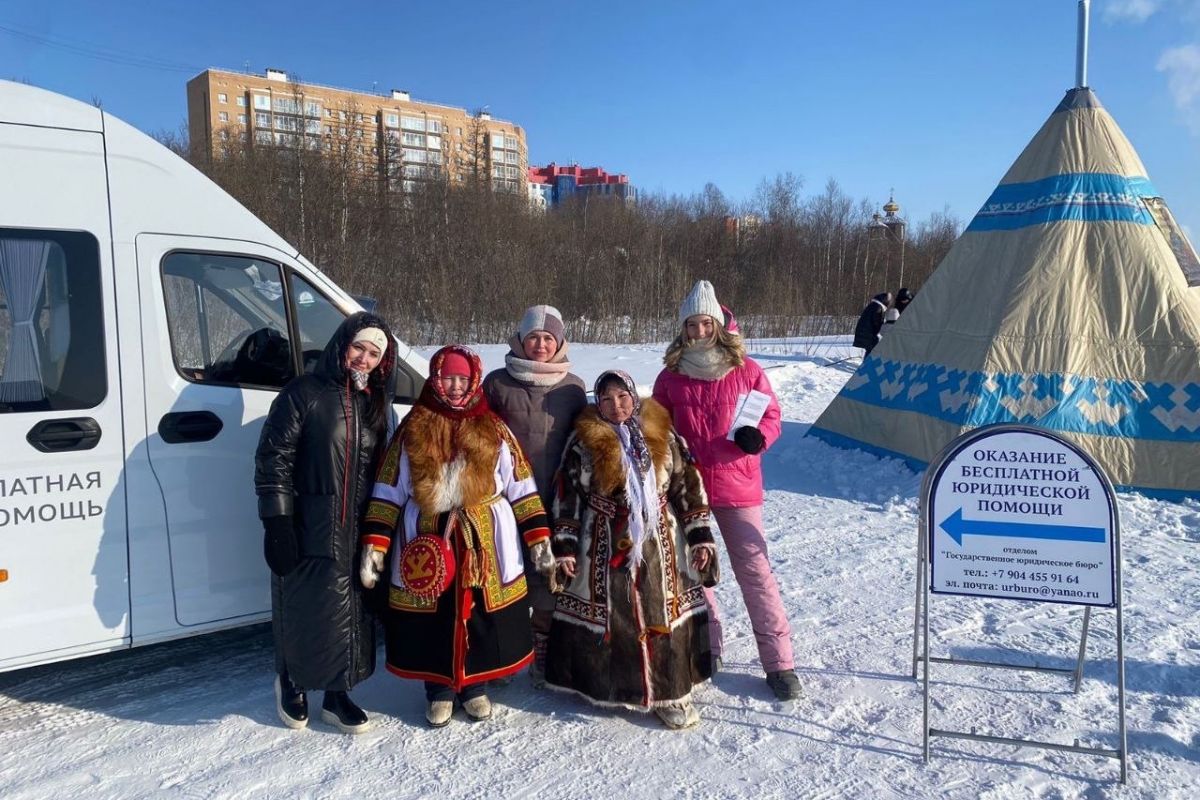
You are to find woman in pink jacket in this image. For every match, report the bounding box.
[651,280,800,700]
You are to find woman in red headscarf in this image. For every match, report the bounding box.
[359,346,555,727]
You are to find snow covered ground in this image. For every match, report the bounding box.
[1,338,1197,799]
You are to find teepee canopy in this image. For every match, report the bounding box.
[809,88,1200,499]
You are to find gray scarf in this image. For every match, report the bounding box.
[678,341,734,381]
[504,336,573,387]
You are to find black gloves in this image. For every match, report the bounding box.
[263,515,299,576]
[734,426,766,455]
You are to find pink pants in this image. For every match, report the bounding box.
[704,505,795,672]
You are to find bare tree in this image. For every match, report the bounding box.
[456,110,491,190]
[173,126,959,345]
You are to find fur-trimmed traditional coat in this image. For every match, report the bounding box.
[545,398,717,709]
[362,407,551,691]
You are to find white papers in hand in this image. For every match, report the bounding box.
[727,390,771,440]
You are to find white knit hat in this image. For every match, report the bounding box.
[351,326,388,352]
[678,280,723,328]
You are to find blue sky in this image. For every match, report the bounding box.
[3,1,1200,231]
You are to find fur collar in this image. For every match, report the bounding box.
[574,398,672,497]
[401,406,500,513]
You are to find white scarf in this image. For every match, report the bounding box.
[615,423,660,568]
[678,341,734,381]
[504,336,573,387]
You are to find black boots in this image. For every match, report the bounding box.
[321,690,372,734]
[276,671,371,733]
[275,671,308,729]
[530,631,549,688]
[766,669,802,701]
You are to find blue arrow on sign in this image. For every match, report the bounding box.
[939,508,1106,547]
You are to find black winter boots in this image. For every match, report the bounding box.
[321,690,371,734]
[275,671,308,729]
[766,669,802,700]
[530,631,549,688]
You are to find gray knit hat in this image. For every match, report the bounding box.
[518,304,565,346]
[678,280,723,327]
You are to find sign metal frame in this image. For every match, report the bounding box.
[910,424,1128,783]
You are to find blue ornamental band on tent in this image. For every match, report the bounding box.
[808,82,1200,500]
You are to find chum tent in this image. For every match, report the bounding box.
[808,87,1200,499]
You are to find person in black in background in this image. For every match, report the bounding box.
[853,292,892,354]
[884,287,914,325]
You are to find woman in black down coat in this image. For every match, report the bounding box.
[254,312,395,733]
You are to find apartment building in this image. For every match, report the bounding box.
[527,163,637,206]
[186,68,527,193]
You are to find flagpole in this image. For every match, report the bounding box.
[1076,0,1091,88]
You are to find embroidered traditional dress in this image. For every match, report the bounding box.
[363,346,551,691]
[546,378,718,710]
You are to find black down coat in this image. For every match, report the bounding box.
[254,312,395,691]
[852,294,890,353]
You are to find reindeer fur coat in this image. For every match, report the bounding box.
[545,398,718,709]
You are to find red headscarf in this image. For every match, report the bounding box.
[418,345,491,419]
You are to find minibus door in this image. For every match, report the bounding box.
[0,123,130,668]
[135,236,307,625]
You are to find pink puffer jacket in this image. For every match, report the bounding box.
[652,357,781,508]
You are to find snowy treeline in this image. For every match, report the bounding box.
[158,128,959,344]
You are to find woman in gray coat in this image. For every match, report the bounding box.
[483,305,587,684]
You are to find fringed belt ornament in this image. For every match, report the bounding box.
[453,508,487,590]
[449,493,503,592]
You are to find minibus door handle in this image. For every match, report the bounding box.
[158,411,224,444]
[26,418,103,453]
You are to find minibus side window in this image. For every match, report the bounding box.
[289,273,346,375]
[0,228,106,413]
[161,253,295,389]
[287,272,421,402]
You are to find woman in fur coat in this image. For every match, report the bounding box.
[483,305,587,685]
[546,370,718,729]
[359,345,556,727]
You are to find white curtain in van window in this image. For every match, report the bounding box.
[0,239,50,403]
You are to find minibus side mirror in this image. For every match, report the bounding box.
[389,365,420,405]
